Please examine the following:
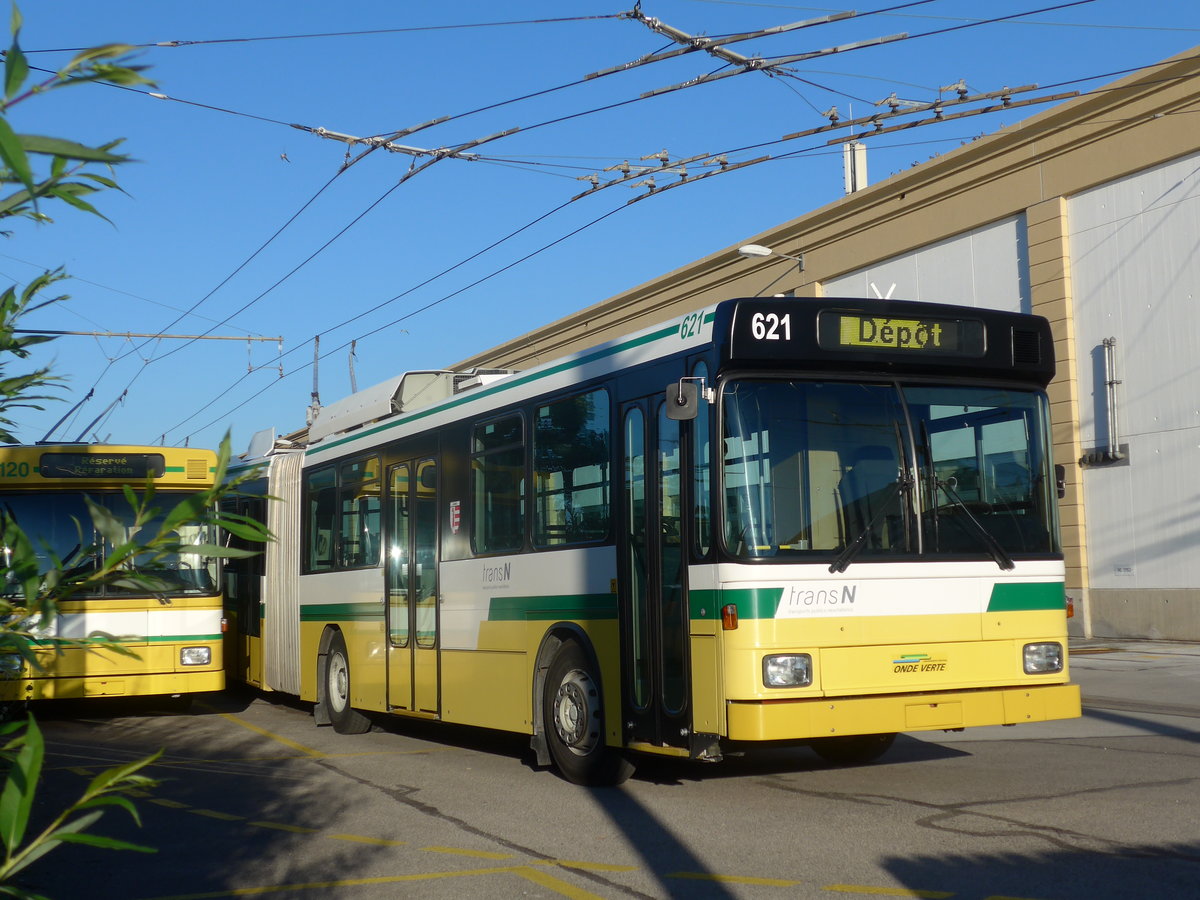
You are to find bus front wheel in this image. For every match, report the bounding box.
[323,631,371,735]
[543,639,632,786]
[809,732,896,765]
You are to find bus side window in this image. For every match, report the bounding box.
[533,388,610,547]
[472,414,526,555]
[338,456,381,568]
[306,466,337,572]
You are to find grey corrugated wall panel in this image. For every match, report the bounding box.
[1069,151,1200,591]
[822,216,1029,312]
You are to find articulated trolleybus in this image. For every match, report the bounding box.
[0,444,225,704]
[229,296,1080,784]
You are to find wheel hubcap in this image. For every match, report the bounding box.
[552,668,600,756]
[329,653,348,711]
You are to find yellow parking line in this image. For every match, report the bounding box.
[328,833,407,846]
[310,748,459,758]
[129,780,623,900]
[512,865,610,899]
[670,871,801,886]
[143,865,606,900]
[140,788,629,886]
[218,713,326,758]
[249,821,319,834]
[825,886,954,898]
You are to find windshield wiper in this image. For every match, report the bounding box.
[936,478,1015,570]
[829,476,908,574]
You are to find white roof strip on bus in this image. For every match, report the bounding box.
[306,308,717,460]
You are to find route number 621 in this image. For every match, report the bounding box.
[750,312,792,341]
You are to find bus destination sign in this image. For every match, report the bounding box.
[40,452,166,480]
[819,311,985,357]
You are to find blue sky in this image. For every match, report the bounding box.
[6,0,1196,453]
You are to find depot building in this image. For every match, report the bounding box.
[456,47,1200,643]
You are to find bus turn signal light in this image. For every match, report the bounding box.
[721,604,738,630]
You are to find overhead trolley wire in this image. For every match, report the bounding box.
[175,55,1200,443]
[164,52,1164,443]
[157,0,1153,441]
[32,0,1165,443]
[26,14,647,381]
[169,115,1023,444]
[164,199,631,442]
[22,13,631,53]
[91,128,518,424]
[687,0,1198,34]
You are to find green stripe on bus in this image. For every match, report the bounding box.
[300,603,383,621]
[487,594,617,621]
[986,582,1065,611]
[689,588,784,621]
[30,634,221,646]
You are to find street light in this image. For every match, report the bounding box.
[737,243,773,258]
[737,243,804,270]
[736,243,805,297]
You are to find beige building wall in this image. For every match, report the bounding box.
[456,48,1200,640]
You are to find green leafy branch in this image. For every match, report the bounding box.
[0,270,67,444]
[0,8,268,893]
[0,4,153,225]
[0,716,159,898]
[0,436,268,895]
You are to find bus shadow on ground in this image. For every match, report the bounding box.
[883,842,1200,899]
[348,702,971,785]
[1082,705,1200,742]
[16,692,215,721]
[357,706,967,785]
[625,734,966,785]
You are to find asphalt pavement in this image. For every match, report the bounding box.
[1069,638,1200,720]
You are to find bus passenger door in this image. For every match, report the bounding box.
[222,494,265,688]
[619,399,690,752]
[385,457,440,715]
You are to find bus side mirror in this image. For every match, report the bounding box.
[1055,464,1066,500]
[665,382,700,420]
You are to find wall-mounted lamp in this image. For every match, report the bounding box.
[736,244,805,297]
[737,243,804,271]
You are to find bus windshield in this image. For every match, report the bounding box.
[1,491,219,597]
[721,379,1058,562]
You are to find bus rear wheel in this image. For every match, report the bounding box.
[543,639,632,786]
[323,631,371,735]
[809,732,896,765]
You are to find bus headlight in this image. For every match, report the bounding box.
[180,646,212,667]
[1023,642,1063,674]
[763,654,812,688]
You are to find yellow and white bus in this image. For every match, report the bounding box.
[0,444,225,703]
[228,296,1080,784]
